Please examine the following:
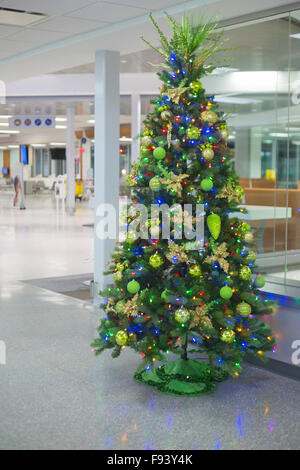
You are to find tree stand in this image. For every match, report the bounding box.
[134,358,229,397]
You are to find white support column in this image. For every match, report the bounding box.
[249,127,262,178]
[66,106,76,215]
[131,93,141,163]
[94,50,120,298]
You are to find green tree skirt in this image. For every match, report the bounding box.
[134,359,228,396]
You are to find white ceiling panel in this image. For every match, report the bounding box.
[0,0,97,15]
[6,29,71,45]
[0,38,38,53]
[68,2,147,22]
[0,24,23,37]
[31,16,107,34]
[104,0,185,9]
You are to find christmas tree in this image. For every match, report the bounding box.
[92,14,276,396]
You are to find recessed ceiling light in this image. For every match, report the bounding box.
[290,33,300,39]
[50,142,66,146]
[0,8,46,27]
[212,67,240,75]
[8,145,19,149]
[0,123,9,127]
[56,125,67,129]
[56,117,67,122]
[31,144,46,148]
[87,119,95,124]
[270,133,289,137]
[0,115,12,119]
[0,130,20,134]
[215,95,262,105]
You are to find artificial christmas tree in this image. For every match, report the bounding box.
[92,14,276,396]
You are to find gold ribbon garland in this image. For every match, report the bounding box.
[166,240,189,263]
[126,163,138,187]
[204,242,230,273]
[189,304,213,329]
[159,172,189,197]
[106,297,116,313]
[123,294,140,317]
[162,86,189,104]
[216,185,239,203]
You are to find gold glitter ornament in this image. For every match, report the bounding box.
[221,329,235,343]
[141,135,153,147]
[189,265,202,277]
[220,128,230,140]
[115,330,128,346]
[149,252,164,268]
[244,232,254,243]
[174,307,190,323]
[201,110,218,124]
[189,81,203,93]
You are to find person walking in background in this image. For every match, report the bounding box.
[13,175,21,207]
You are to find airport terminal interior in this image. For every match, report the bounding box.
[0,0,300,451]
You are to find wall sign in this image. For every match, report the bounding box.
[9,116,56,129]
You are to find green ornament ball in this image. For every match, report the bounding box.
[115,300,126,313]
[189,80,203,93]
[245,251,256,263]
[239,266,252,280]
[255,276,265,288]
[149,253,164,268]
[201,178,213,191]
[221,329,235,344]
[174,307,190,324]
[115,330,128,346]
[153,147,166,160]
[236,302,252,317]
[149,177,161,191]
[127,280,140,294]
[189,265,202,277]
[126,231,137,244]
[220,286,233,300]
[186,126,200,140]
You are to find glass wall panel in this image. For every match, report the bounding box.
[211,14,291,284]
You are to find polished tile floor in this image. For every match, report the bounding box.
[0,193,94,282]
[0,193,300,450]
